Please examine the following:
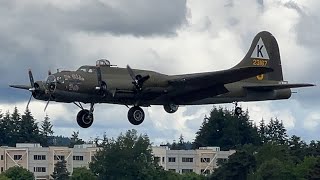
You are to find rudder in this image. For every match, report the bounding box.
[233,31,283,82]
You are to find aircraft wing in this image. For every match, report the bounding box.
[243,83,315,91]
[169,66,273,86]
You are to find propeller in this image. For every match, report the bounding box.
[44,75,57,112]
[126,65,150,91]
[26,69,35,110]
[21,69,52,111]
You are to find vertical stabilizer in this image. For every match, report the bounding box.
[233,31,283,82]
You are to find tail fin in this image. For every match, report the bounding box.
[233,31,283,82]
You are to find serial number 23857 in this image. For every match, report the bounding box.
[252,59,268,66]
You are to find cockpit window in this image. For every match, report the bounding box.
[87,68,96,73]
[77,66,96,73]
[78,67,87,72]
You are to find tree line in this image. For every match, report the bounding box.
[192,107,320,180]
[0,106,319,179]
[0,107,53,147]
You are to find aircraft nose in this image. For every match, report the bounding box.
[46,75,57,93]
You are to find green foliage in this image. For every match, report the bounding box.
[69,131,84,147]
[51,160,70,180]
[288,135,307,164]
[0,174,10,180]
[307,157,320,180]
[265,118,287,144]
[181,172,206,180]
[18,108,43,143]
[254,158,297,180]
[194,107,261,150]
[169,134,193,150]
[210,151,256,180]
[3,166,34,180]
[258,119,267,143]
[40,114,54,146]
[294,156,318,179]
[71,167,96,180]
[307,140,320,156]
[255,143,291,166]
[90,129,162,179]
[0,107,49,147]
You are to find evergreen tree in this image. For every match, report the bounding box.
[307,140,320,156]
[2,111,12,146]
[258,119,267,144]
[194,107,261,150]
[266,118,287,145]
[288,135,307,164]
[307,157,320,180]
[178,134,185,149]
[10,107,21,146]
[0,111,5,145]
[69,131,84,147]
[254,158,297,180]
[210,151,256,180]
[19,108,42,143]
[40,114,54,146]
[51,160,70,180]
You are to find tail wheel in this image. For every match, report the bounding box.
[235,107,242,116]
[164,104,179,113]
[128,106,145,125]
[77,109,94,128]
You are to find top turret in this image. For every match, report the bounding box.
[96,59,111,67]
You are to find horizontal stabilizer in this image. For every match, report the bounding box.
[9,85,31,90]
[244,83,315,91]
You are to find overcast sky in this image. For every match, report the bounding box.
[1,0,319,144]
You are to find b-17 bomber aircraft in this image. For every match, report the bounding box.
[10,31,314,128]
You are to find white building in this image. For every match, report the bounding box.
[0,143,235,179]
[152,146,236,175]
[0,143,99,180]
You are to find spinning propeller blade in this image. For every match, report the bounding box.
[28,69,34,88]
[26,94,32,110]
[44,98,50,112]
[126,65,136,82]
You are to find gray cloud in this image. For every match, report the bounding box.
[0,0,188,100]
[1,0,188,37]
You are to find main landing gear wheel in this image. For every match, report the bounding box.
[74,102,95,128]
[128,106,145,125]
[77,109,94,128]
[164,104,179,113]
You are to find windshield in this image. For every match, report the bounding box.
[77,66,96,73]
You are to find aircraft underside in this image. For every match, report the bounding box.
[38,88,292,128]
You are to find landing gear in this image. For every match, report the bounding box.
[234,102,242,116]
[75,102,94,128]
[127,106,145,125]
[164,104,179,113]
